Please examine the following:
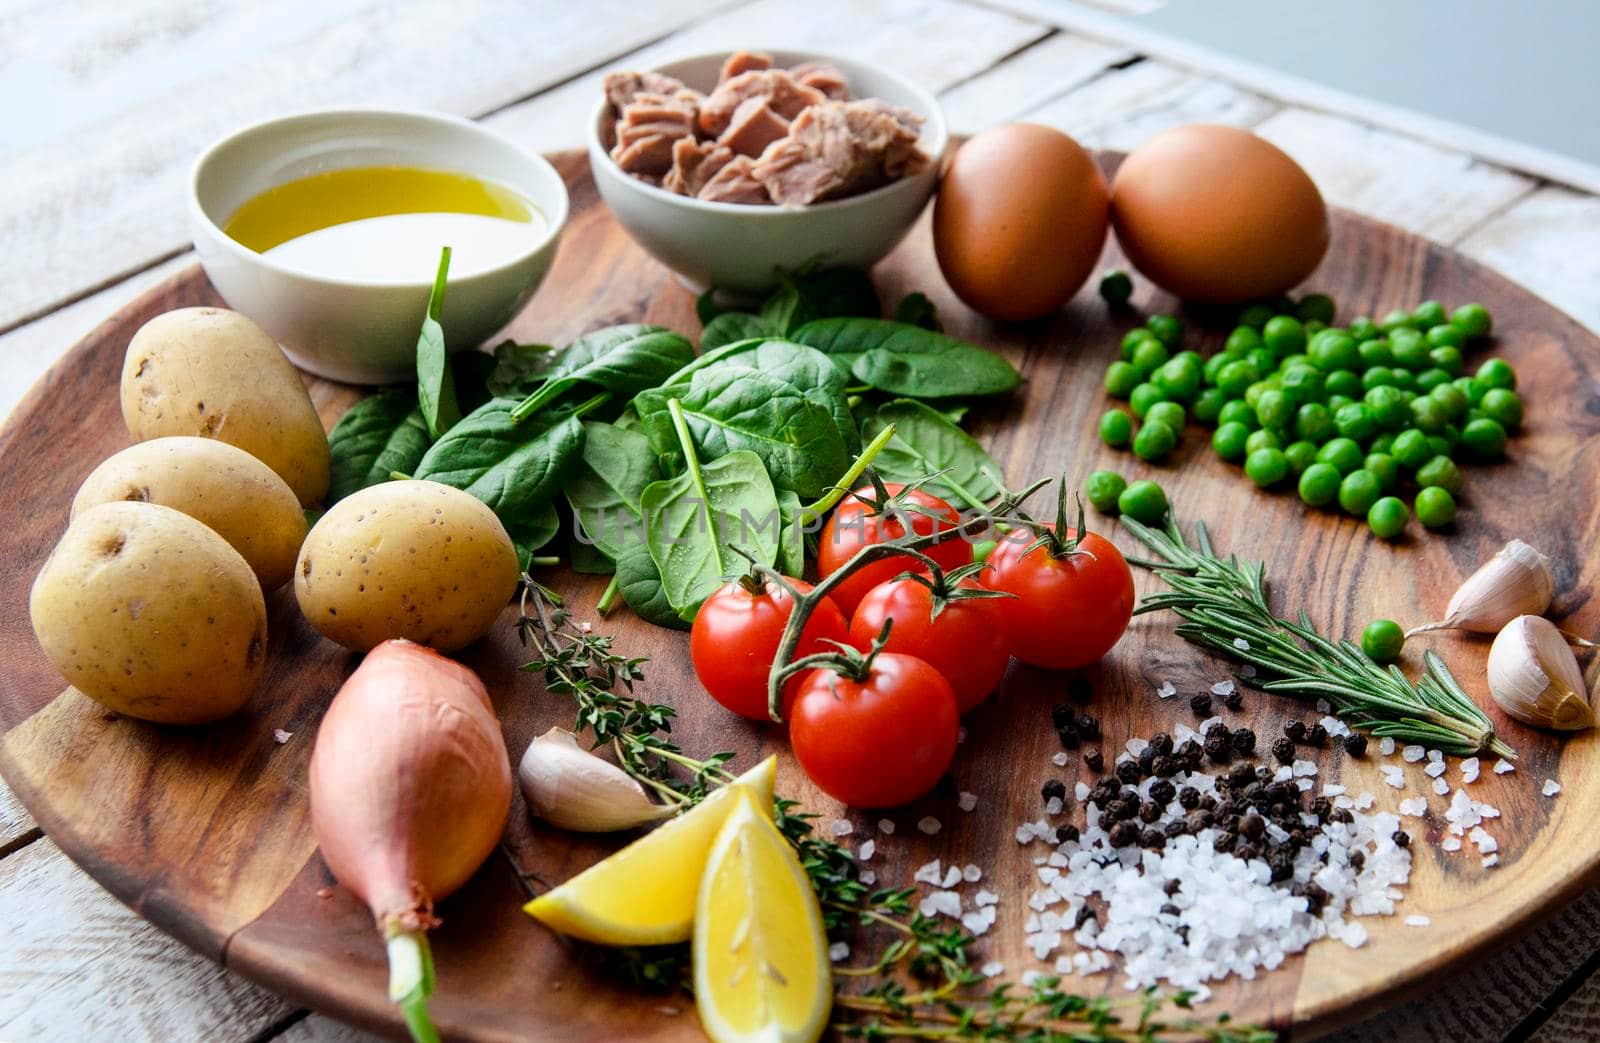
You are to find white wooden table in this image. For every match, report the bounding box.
[4,2,1598,1040]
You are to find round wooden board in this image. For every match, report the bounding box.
[3,149,1599,1042]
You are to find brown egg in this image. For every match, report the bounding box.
[1110,124,1328,303]
[934,124,1109,321]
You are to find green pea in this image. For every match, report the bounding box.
[1146,314,1185,348]
[1338,469,1382,516]
[1379,309,1418,333]
[1429,382,1468,421]
[1099,269,1133,307]
[1450,303,1493,339]
[1280,353,1311,369]
[1244,381,1272,409]
[1334,403,1377,442]
[1216,359,1260,399]
[1427,433,1454,458]
[1298,462,1342,507]
[1390,429,1430,468]
[1213,421,1252,461]
[1294,402,1336,444]
[1428,346,1464,377]
[1425,324,1465,350]
[1133,419,1178,461]
[1245,428,1282,455]
[1364,385,1409,431]
[1415,455,1463,494]
[1255,389,1294,430]
[1309,331,1360,372]
[1174,349,1204,370]
[1324,369,1363,398]
[1104,360,1141,398]
[1238,302,1275,329]
[1297,293,1337,325]
[1461,417,1508,458]
[1389,329,1430,370]
[1245,447,1290,487]
[1415,368,1452,393]
[1326,393,1356,413]
[1304,319,1328,337]
[1412,300,1447,329]
[1389,368,1418,392]
[1360,366,1396,391]
[1316,437,1364,475]
[1415,486,1457,529]
[1145,401,1187,432]
[1217,399,1257,429]
[1225,326,1264,354]
[1118,479,1169,524]
[1361,619,1405,663]
[1099,409,1134,448]
[1130,382,1167,418]
[1284,440,1318,475]
[1367,496,1409,539]
[1262,315,1307,357]
[1131,339,1170,376]
[1408,395,1448,434]
[1480,387,1523,430]
[1348,316,1378,341]
[1454,376,1488,406]
[1476,357,1516,390]
[1122,328,1158,360]
[1369,432,1397,455]
[1192,387,1227,424]
[1364,452,1399,491]
[1154,357,1202,402]
[1085,469,1128,512]
[1280,364,1325,401]
[1247,346,1278,377]
[1358,338,1394,368]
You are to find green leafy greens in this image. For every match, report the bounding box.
[416,247,461,439]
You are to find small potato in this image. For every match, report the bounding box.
[71,437,307,590]
[121,307,331,505]
[31,502,268,724]
[296,481,518,652]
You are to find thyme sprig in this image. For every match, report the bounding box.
[1120,514,1514,758]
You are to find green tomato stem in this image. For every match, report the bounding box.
[800,422,897,523]
[386,930,440,1043]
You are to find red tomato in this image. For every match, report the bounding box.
[690,577,850,721]
[788,653,959,807]
[848,576,1010,713]
[817,484,969,616]
[982,526,1134,670]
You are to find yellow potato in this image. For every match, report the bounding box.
[295,480,518,652]
[30,502,268,724]
[120,307,331,505]
[71,437,307,590]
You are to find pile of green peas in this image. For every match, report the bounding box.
[1099,294,1519,540]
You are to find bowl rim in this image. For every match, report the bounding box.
[188,106,570,290]
[588,48,948,216]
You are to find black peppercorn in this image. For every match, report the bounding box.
[1349,849,1366,871]
[1116,760,1142,784]
[1306,722,1328,747]
[1042,779,1067,802]
[1203,732,1231,762]
[1227,762,1256,789]
[1057,725,1081,749]
[1334,808,1355,824]
[1150,732,1174,756]
[1267,847,1295,882]
[1303,881,1329,915]
[1164,819,1187,838]
[1055,824,1080,844]
[1109,820,1141,847]
[1186,810,1215,833]
[1284,720,1307,742]
[1234,842,1260,862]
[1140,827,1166,850]
[1138,746,1156,776]
[1190,692,1213,716]
[1309,797,1332,820]
[1177,739,1203,761]
[1152,754,1179,778]
[1223,689,1245,711]
[1343,733,1368,757]
[1163,879,1182,896]
[1272,737,1296,764]
[1160,902,1181,917]
[1230,727,1257,754]
[1074,905,1097,929]
[1068,677,1093,703]
[1199,794,1218,812]
[1084,748,1104,772]
[1050,703,1074,728]
[1149,779,1177,805]
[1213,831,1236,853]
[1178,786,1201,810]
[1077,714,1100,739]
[1105,799,1132,823]
[1393,829,1412,849]
[1255,765,1274,784]
[1240,813,1265,841]
[1138,801,1161,824]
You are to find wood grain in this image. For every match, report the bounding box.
[1458,184,1600,335]
[3,150,1600,1042]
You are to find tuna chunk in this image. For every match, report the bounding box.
[698,69,825,137]
[610,90,699,179]
[718,97,791,157]
[719,50,772,81]
[603,70,694,111]
[751,100,927,206]
[789,61,850,100]
[663,138,735,196]
[698,155,771,204]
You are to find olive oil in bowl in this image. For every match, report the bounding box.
[223,166,547,283]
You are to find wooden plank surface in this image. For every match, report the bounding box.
[1457,186,1600,336]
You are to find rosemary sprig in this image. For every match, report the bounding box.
[1120,514,1514,759]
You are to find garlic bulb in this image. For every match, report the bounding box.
[519,727,673,832]
[1486,615,1594,731]
[1408,540,1553,637]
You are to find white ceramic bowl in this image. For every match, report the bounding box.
[190,109,568,384]
[589,50,947,297]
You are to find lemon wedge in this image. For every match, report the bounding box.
[524,755,776,945]
[693,789,831,1043]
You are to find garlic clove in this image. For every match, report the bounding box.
[1487,615,1594,731]
[519,727,674,832]
[1409,539,1554,638]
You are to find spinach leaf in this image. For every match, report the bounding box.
[486,340,555,397]
[504,501,560,572]
[758,281,818,335]
[564,422,659,564]
[326,389,431,502]
[414,398,584,521]
[641,449,780,615]
[791,318,1022,398]
[700,312,777,350]
[775,488,806,578]
[452,349,498,413]
[790,266,879,318]
[511,325,694,419]
[695,287,724,327]
[694,340,861,455]
[634,367,851,501]
[861,399,1003,511]
[892,291,943,331]
[614,537,689,630]
[416,247,461,439]
[568,530,615,576]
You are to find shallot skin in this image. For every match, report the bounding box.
[309,639,512,933]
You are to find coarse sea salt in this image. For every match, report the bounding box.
[914,860,943,884]
[1052,752,1070,767]
[1402,745,1426,762]
[860,870,876,885]
[1405,915,1431,927]
[981,961,1005,978]
[1494,759,1515,775]
[829,941,850,961]
[963,864,983,883]
[959,791,978,812]
[1398,797,1428,817]
[859,840,876,861]
[1379,737,1396,756]
[1233,638,1251,651]
[1211,680,1237,696]
[1482,854,1500,868]
[831,819,853,836]
[878,818,895,834]
[1544,779,1562,797]
[918,816,943,835]
[976,889,999,907]
[1380,765,1406,789]
[1432,777,1451,796]
[1158,682,1177,699]
[942,866,963,889]
[1424,761,1447,779]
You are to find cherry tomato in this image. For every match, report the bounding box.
[983,526,1134,670]
[817,484,969,616]
[788,653,959,807]
[848,577,1010,713]
[690,577,850,721]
